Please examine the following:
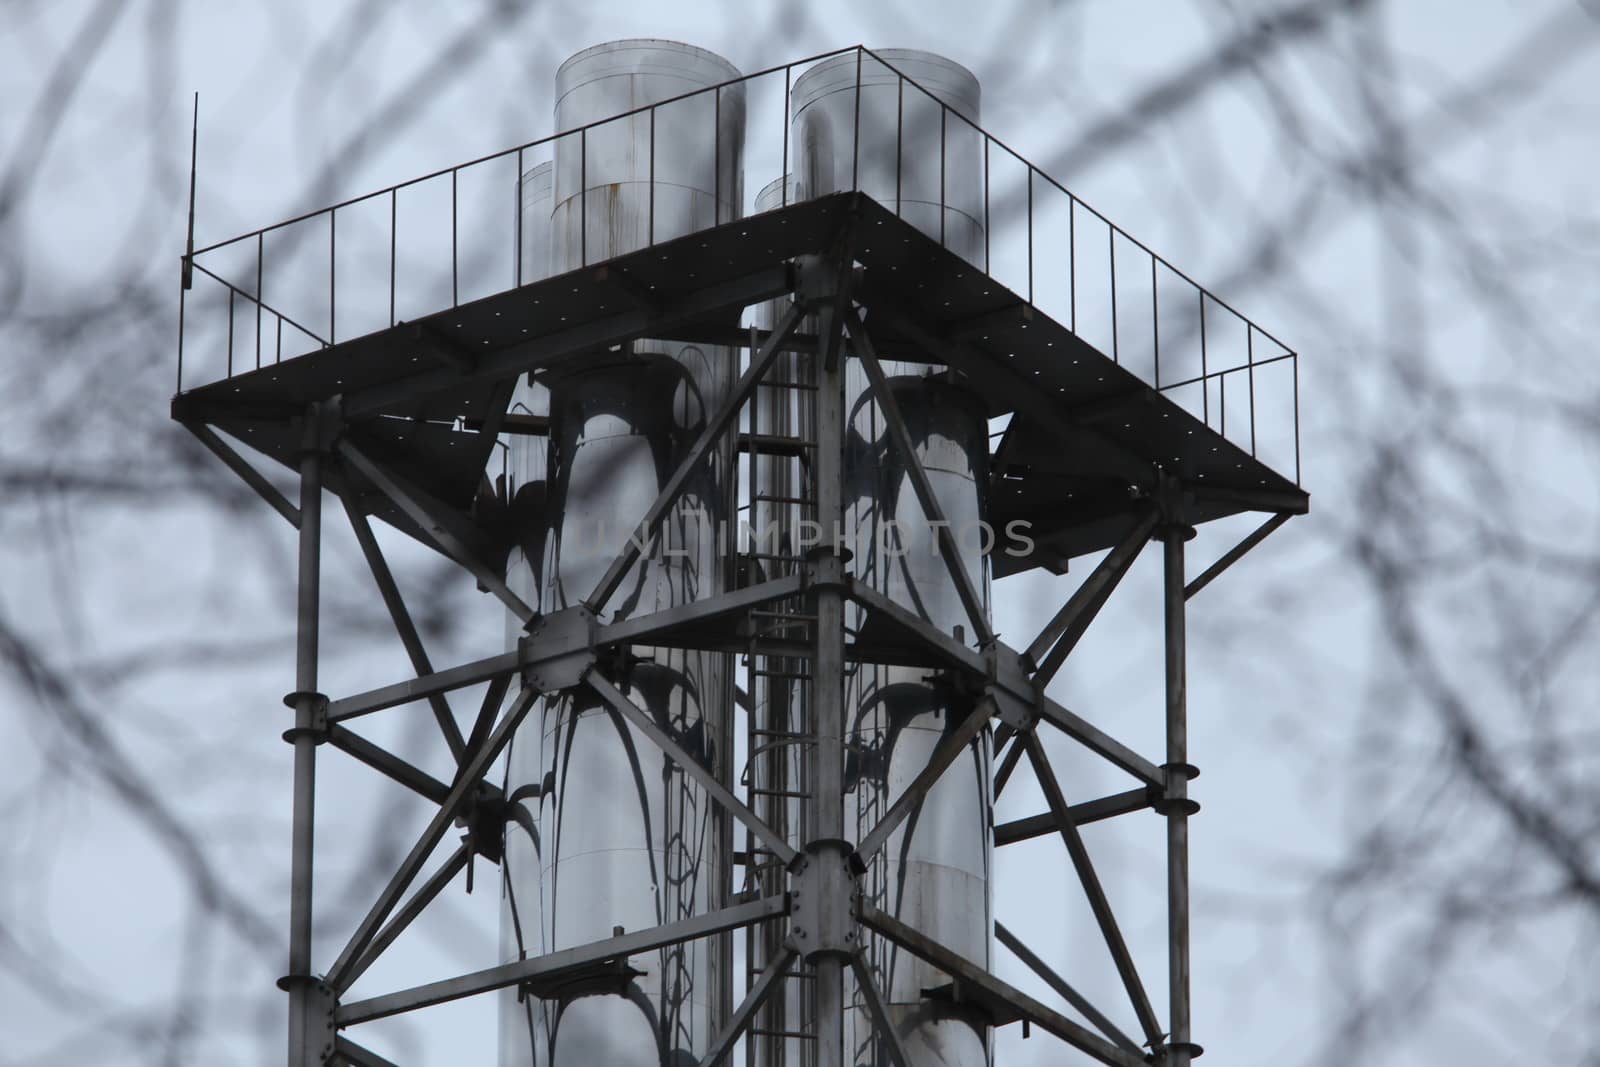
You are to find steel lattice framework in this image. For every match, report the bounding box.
[172,45,1308,1067]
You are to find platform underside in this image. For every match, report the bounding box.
[171,192,1307,574]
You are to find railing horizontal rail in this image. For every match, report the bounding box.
[179,43,1300,486]
[189,45,864,258]
[190,260,328,347]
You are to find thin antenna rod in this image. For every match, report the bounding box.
[183,91,197,290]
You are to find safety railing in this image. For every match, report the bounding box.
[178,45,1299,486]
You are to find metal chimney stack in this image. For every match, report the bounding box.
[174,37,1306,1067]
[790,50,993,1067]
[500,40,747,1067]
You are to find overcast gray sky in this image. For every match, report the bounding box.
[3,2,1598,1065]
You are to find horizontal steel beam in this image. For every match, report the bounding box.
[993,787,1154,846]
[327,650,521,723]
[856,902,1146,1067]
[344,265,794,418]
[337,894,789,1026]
[995,921,1142,1056]
[598,573,806,648]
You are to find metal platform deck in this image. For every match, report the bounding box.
[172,191,1307,574]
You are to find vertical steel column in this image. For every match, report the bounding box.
[285,406,327,1066]
[1162,523,1195,1067]
[810,288,848,1067]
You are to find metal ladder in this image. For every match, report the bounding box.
[742,343,820,1067]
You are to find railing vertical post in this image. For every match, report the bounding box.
[852,48,863,192]
[516,148,524,288]
[1247,324,1257,457]
[176,268,186,393]
[256,232,264,370]
[1198,291,1208,426]
[1293,353,1301,484]
[389,189,397,327]
[1150,256,1159,387]
[649,108,656,243]
[1220,372,1227,440]
[939,103,947,249]
[896,75,904,216]
[982,139,990,273]
[1109,228,1118,363]
[714,86,722,226]
[329,210,336,345]
[581,128,588,267]
[277,317,283,364]
[1069,195,1076,334]
[782,66,791,207]
[451,170,458,307]
[1027,166,1034,304]
[227,288,235,377]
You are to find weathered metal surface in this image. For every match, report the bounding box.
[795,50,994,1067]
[501,40,745,1067]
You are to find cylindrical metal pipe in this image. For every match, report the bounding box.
[501,40,744,1067]
[793,49,994,1067]
[1163,527,1193,1067]
[551,39,744,267]
[791,49,983,265]
[810,302,850,1067]
[499,159,552,1067]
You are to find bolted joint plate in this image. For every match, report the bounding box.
[280,691,330,744]
[519,605,596,692]
[1154,761,1202,816]
[985,645,1040,732]
[786,839,860,961]
[276,973,337,1063]
[805,551,850,591]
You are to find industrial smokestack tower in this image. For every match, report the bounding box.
[173,40,1306,1067]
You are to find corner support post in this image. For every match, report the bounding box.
[800,247,851,1067]
[1158,478,1202,1065]
[285,402,337,1065]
